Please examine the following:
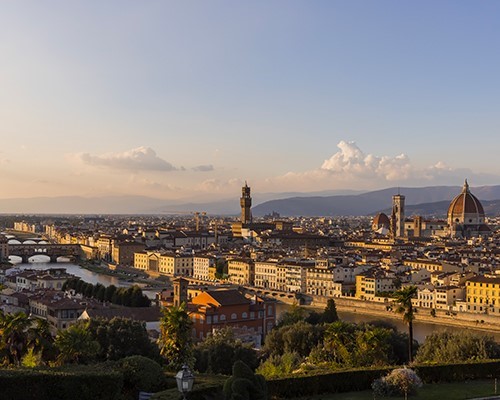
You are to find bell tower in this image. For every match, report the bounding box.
[240,182,252,224]
[391,193,405,238]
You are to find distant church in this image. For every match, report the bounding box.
[373,180,490,239]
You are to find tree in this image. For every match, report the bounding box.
[194,327,258,374]
[158,303,193,369]
[415,330,500,364]
[0,311,31,365]
[224,361,267,400]
[54,323,100,365]
[321,299,339,324]
[86,317,160,362]
[393,286,418,362]
[277,303,305,327]
[262,321,324,358]
[27,317,56,364]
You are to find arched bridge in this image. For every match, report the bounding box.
[8,243,82,263]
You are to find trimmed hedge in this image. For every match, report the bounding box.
[0,366,123,400]
[267,367,392,398]
[267,360,500,398]
[152,374,227,400]
[415,360,500,383]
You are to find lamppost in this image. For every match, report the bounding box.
[176,365,194,400]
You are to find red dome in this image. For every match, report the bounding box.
[373,212,390,228]
[447,180,485,220]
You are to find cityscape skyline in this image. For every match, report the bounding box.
[1,1,500,202]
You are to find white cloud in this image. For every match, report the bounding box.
[70,147,177,171]
[320,140,412,181]
[261,140,498,192]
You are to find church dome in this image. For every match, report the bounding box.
[372,212,390,230]
[447,180,485,225]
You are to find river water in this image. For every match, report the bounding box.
[9,256,159,299]
[275,303,500,344]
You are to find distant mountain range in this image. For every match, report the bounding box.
[251,185,500,217]
[0,185,499,216]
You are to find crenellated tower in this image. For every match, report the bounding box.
[240,182,252,224]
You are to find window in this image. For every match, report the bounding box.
[213,315,218,323]
[220,314,226,321]
[231,313,237,320]
[242,312,248,319]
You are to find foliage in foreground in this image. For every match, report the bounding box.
[115,355,169,399]
[259,319,411,378]
[194,327,258,374]
[415,330,500,364]
[224,360,268,400]
[372,367,423,397]
[158,303,193,370]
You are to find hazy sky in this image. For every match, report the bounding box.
[1,1,499,201]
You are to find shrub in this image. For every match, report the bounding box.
[372,368,422,397]
[0,365,123,400]
[115,355,168,399]
[224,361,267,400]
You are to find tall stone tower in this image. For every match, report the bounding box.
[173,277,188,307]
[391,193,405,238]
[240,182,252,224]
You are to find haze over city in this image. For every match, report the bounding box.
[1,1,499,204]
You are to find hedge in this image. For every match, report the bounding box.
[267,367,392,398]
[0,366,123,400]
[151,374,227,400]
[414,360,500,383]
[267,360,500,398]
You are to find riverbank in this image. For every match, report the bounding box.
[309,295,500,335]
[78,261,166,289]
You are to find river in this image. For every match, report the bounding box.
[9,255,159,299]
[275,303,500,344]
[8,256,500,343]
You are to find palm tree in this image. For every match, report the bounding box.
[0,311,31,365]
[393,286,418,362]
[158,303,193,369]
[54,323,100,365]
[27,318,56,364]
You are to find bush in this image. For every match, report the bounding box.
[0,365,123,400]
[372,368,422,397]
[115,356,168,399]
[414,360,500,383]
[224,361,267,400]
[266,366,391,398]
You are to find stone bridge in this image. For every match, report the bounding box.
[8,243,82,263]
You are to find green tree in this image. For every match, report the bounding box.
[277,303,306,327]
[158,303,193,369]
[224,360,267,400]
[0,311,31,365]
[194,327,258,374]
[415,330,500,364]
[321,299,339,324]
[263,321,323,358]
[86,317,160,361]
[27,317,56,364]
[54,323,100,365]
[393,286,418,362]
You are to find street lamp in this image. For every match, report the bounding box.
[176,365,194,400]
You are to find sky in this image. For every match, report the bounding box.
[1,1,499,202]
